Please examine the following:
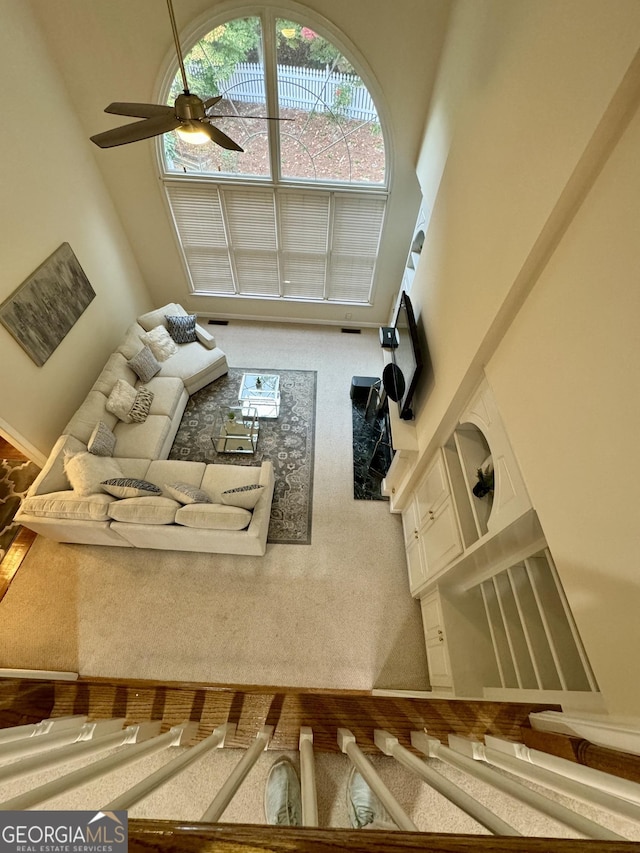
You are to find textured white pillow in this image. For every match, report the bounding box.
[139,326,178,362]
[63,451,123,497]
[106,379,137,423]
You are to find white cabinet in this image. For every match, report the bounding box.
[401,452,463,595]
[420,591,452,690]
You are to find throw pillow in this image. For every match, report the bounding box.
[164,482,212,505]
[129,387,154,424]
[106,379,137,423]
[63,452,123,497]
[127,345,161,383]
[87,421,116,457]
[139,325,178,362]
[221,483,264,510]
[165,314,197,344]
[101,478,162,498]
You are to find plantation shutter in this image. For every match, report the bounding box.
[164,182,385,303]
[327,195,386,303]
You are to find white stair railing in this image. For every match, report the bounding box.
[299,726,318,826]
[0,715,90,761]
[412,731,625,841]
[0,719,128,785]
[103,723,234,811]
[0,721,197,811]
[374,728,520,835]
[200,725,274,822]
[337,727,418,831]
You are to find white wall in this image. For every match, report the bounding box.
[30,0,451,327]
[486,103,640,718]
[0,1,151,459]
[409,0,640,454]
[404,0,640,716]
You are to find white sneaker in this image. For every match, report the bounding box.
[264,757,302,826]
[346,766,393,829]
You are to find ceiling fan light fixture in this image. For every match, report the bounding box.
[175,122,211,145]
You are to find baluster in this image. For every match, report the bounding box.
[0,720,128,784]
[337,728,417,831]
[412,731,624,841]
[483,735,640,824]
[299,727,318,827]
[103,723,234,811]
[374,729,520,836]
[0,722,197,811]
[200,725,274,823]
[0,716,88,758]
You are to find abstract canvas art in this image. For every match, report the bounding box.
[0,242,95,366]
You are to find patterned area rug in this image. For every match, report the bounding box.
[169,368,317,544]
[352,399,392,501]
[0,458,40,561]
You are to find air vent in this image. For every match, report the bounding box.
[208,319,229,326]
[341,328,362,334]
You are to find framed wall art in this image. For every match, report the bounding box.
[0,243,96,367]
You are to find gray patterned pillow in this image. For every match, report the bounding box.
[221,483,264,510]
[129,388,154,423]
[164,482,212,505]
[127,345,161,383]
[165,314,197,344]
[87,421,116,457]
[101,478,162,498]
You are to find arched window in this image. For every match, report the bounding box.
[159,9,388,303]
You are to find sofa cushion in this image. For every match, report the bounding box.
[108,496,180,524]
[128,345,161,383]
[87,421,116,457]
[164,482,212,505]
[113,415,171,460]
[138,303,185,332]
[92,352,138,395]
[64,391,117,444]
[140,376,186,419]
[174,503,251,530]
[117,323,146,360]
[139,326,178,362]
[144,459,206,490]
[221,483,264,510]
[166,314,197,344]
[156,343,226,389]
[200,463,262,503]
[102,478,162,498]
[106,379,137,422]
[21,490,115,521]
[62,451,123,497]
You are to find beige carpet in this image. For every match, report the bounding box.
[0,322,428,690]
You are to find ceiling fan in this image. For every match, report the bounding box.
[90,0,276,151]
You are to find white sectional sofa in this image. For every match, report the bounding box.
[15,304,275,556]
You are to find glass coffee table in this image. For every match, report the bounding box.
[212,406,259,454]
[238,373,281,418]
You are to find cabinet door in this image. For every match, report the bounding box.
[415,452,449,523]
[401,498,419,548]
[406,536,427,594]
[420,593,452,689]
[420,497,463,576]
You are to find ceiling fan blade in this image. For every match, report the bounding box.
[91,113,181,148]
[204,96,223,110]
[105,102,175,119]
[199,122,244,152]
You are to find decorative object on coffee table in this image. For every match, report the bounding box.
[169,368,316,544]
[0,243,95,367]
[213,406,259,454]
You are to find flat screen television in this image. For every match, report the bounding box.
[388,291,423,420]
